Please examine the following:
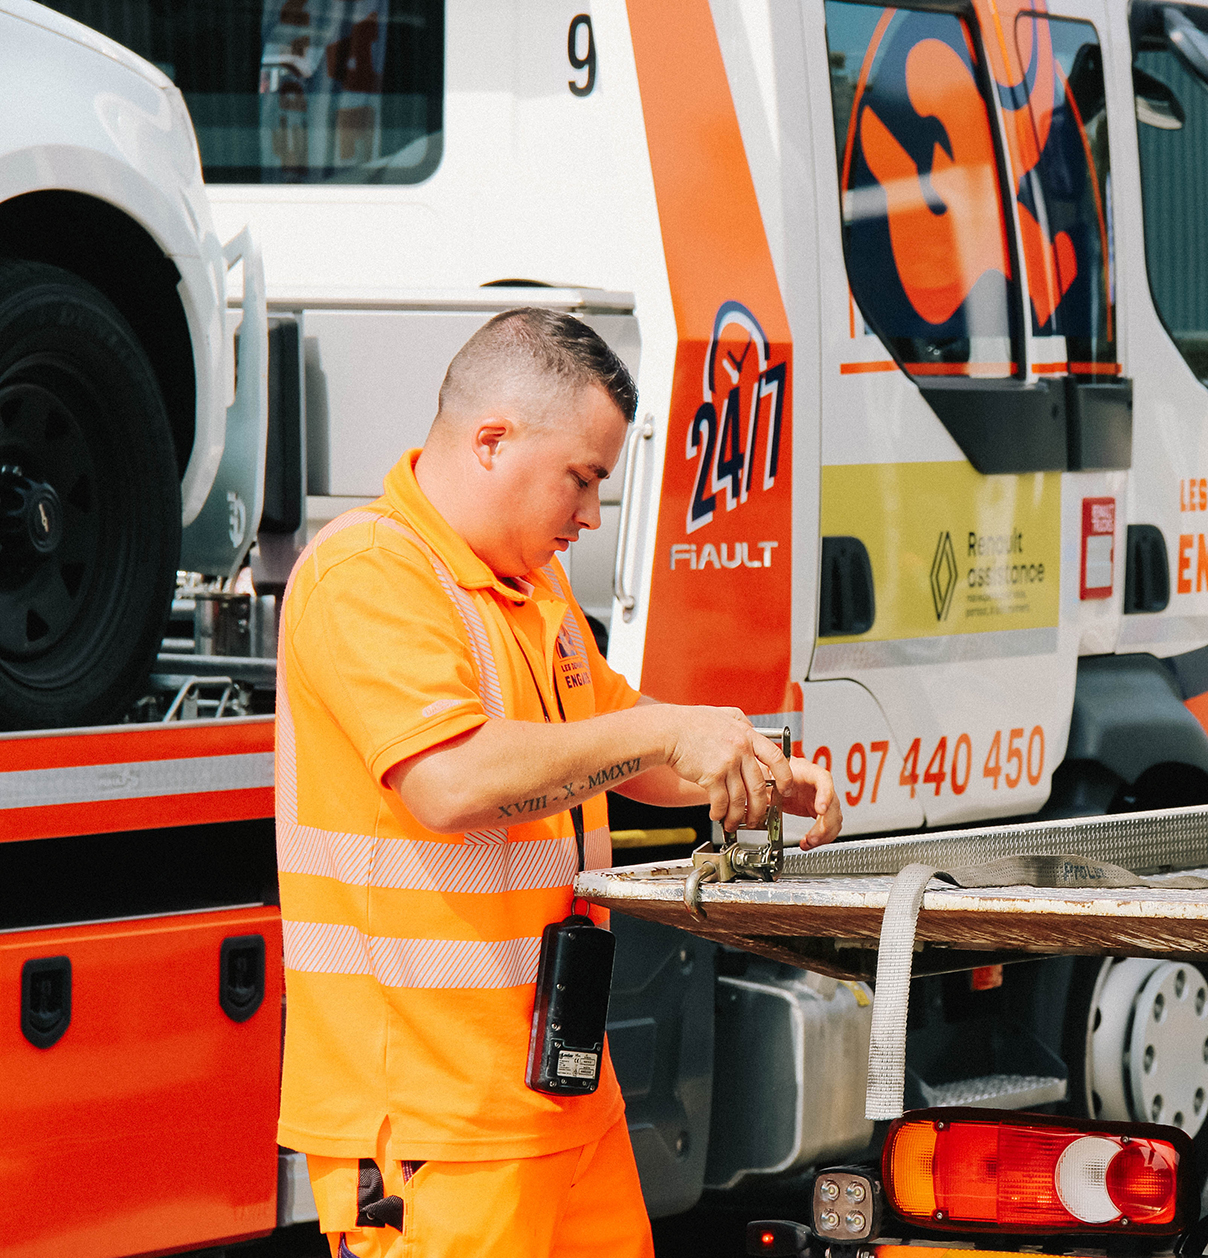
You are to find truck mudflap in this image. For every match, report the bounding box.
[578,805,1208,1121]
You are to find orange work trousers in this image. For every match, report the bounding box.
[307,1115,655,1258]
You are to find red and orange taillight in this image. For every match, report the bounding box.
[882,1109,1196,1235]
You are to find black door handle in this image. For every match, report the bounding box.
[21,956,72,1048]
[219,934,266,1022]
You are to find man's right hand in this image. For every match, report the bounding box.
[658,704,795,834]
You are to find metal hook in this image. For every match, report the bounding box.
[684,860,717,921]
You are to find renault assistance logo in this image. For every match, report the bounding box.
[930,531,957,621]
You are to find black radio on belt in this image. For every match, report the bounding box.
[525,804,615,1095]
[525,910,615,1095]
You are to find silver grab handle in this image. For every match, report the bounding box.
[613,414,654,613]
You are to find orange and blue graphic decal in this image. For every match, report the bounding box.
[827,2,1018,375]
[989,2,1070,327]
[826,0,1115,375]
[627,0,793,716]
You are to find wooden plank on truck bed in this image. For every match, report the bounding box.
[577,857,1208,982]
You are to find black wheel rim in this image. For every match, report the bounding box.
[0,378,100,661]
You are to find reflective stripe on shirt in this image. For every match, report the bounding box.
[283,919,543,988]
[540,562,588,662]
[278,821,612,892]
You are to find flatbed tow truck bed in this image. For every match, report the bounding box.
[576,807,1208,982]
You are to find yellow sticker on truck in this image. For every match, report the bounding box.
[820,462,1061,642]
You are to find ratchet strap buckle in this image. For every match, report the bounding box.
[683,725,790,922]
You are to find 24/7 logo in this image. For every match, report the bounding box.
[686,301,787,533]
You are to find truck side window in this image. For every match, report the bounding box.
[1132,3,1208,381]
[43,0,443,185]
[825,2,1019,378]
[1009,14,1116,375]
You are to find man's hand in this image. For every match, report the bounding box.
[708,754,841,848]
[659,705,795,834]
[779,758,842,849]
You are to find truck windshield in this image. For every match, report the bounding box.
[1132,2,1208,381]
[43,0,443,185]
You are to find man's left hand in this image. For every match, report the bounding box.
[778,758,842,849]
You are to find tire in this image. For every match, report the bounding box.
[1055,762,1208,1192]
[0,259,180,729]
[1063,955,1208,1187]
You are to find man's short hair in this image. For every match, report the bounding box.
[437,307,638,425]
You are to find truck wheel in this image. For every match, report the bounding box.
[1065,956,1208,1176]
[0,260,180,730]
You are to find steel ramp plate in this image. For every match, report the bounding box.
[917,1073,1067,1109]
[578,805,1208,982]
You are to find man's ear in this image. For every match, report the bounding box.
[471,419,510,470]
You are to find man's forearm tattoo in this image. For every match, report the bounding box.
[498,794,547,818]
[584,756,642,789]
[495,757,643,821]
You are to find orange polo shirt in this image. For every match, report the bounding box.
[275,450,638,1162]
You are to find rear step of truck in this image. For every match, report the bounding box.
[917,1073,1066,1109]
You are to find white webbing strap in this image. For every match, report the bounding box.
[865,863,939,1120]
[863,853,1208,1119]
[947,854,1208,890]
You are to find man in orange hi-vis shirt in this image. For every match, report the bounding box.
[275,308,841,1258]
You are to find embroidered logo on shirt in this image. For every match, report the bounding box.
[555,625,591,692]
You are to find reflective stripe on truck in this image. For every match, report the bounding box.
[0,716,275,842]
